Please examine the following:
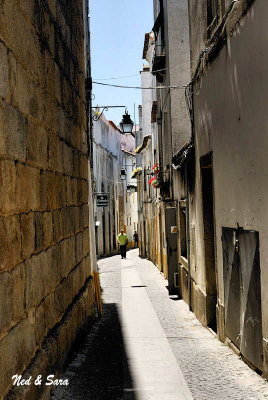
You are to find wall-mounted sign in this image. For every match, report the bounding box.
[171,226,178,234]
[95,193,109,207]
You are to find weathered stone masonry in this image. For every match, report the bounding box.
[0,1,95,398]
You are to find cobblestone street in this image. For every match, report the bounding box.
[51,250,268,400]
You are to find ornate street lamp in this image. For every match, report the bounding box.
[120,110,134,134]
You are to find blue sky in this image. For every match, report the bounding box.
[90,1,153,125]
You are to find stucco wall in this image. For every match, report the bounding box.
[166,0,191,154]
[192,0,268,336]
[188,0,207,76]
[141,70,152,138]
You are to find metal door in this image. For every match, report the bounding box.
[165,207,178,294]
[239,231,262,370]
[222,228,263,370]
[222,228,241,348]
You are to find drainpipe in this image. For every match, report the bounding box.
[185,162,192,311]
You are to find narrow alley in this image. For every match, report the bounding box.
[51,250,268,400]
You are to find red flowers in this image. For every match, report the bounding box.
[148,176,158,188]
[148,164,160,188]
[152,163,159,175]
[148,177,157,185]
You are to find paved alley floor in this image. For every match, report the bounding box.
[51,249,268,400]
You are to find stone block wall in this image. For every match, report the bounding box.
[0,0,95,398]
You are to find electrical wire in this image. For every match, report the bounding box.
[94,73,139,81]
[93,81,187,90]
[93,60,194,81]
[94,173,139,186]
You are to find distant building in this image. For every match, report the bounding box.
[92,113,139,256]
[92,113,122,257]
[122,150,138,247]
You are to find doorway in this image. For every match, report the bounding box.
[158,212,164,273]
[109,213,111,254]
[95,222,99,256]
[113,208,116,250]
[102,214,106,255]
[222,228,263,370]
[165,207,178,294]
[200,152,217,332]
[143,220,147,257]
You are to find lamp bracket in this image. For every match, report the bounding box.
[123,163,136,167]
[92,106,125,121]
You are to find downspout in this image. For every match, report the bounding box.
[185,162,192,311]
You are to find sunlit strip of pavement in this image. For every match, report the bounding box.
[121,253,193,400]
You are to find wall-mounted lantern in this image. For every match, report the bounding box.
[126,184,136,194]
[120,169,126,180]
[120,110,134,134]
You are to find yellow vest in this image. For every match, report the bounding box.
[117,233,128,245]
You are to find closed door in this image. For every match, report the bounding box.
[201,153,217,331]
[222,228,241,348]
[165,207,178,295]
[239,231,262,370]
[222,228,263,370]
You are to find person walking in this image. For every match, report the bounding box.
[133,231,139,248]
[117,230,128,259]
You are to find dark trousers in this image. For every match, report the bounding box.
[120,244,127,258]
[134,240,138,248]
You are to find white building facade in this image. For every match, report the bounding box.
[92,113,122,257]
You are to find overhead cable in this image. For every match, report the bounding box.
[94,173,142,186]
[93,60,193,81]
[93,81,187,90]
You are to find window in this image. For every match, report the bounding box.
[207,0,219,25]
[144,170,147,192]
[152,0,165,82]
[207,0,220,35]
[179,202,187,259]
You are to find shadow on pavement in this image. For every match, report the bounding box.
[51,303,136,400]
[131,285,147,288]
